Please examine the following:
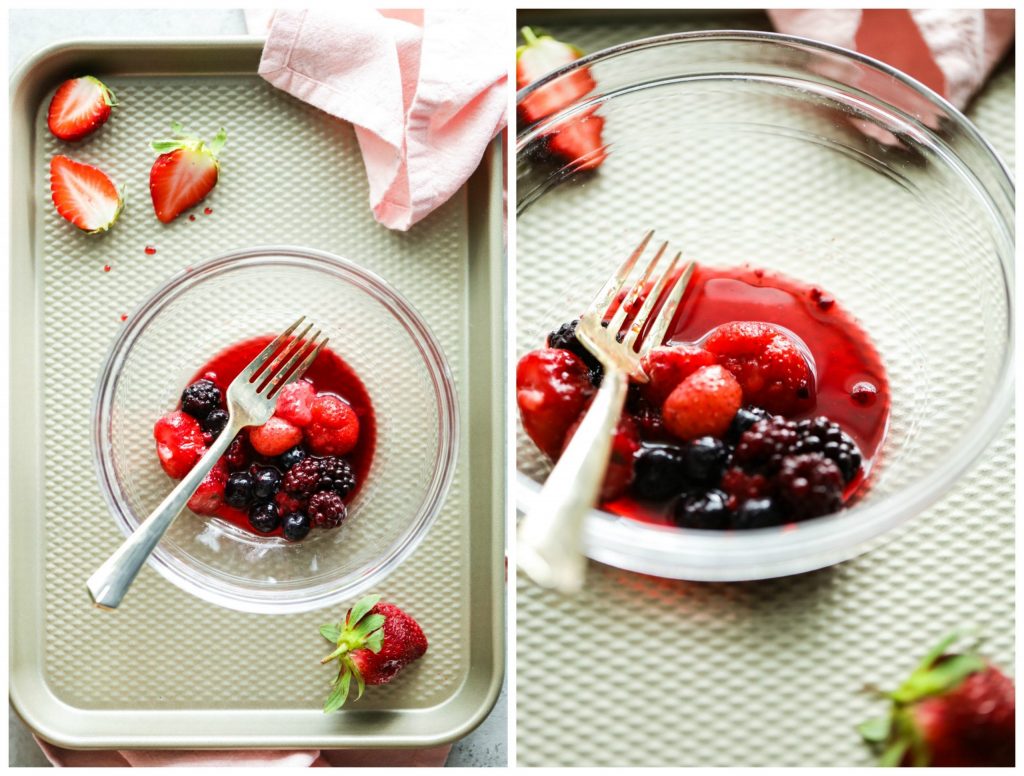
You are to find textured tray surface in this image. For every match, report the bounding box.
[15,46,496,743]
[515,14,1014,767]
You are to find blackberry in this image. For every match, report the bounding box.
[776,453,844,520]
[248,500,281,534]
[252,466,282,500]
[224,472,254,509]
[548,319,603,385]
[726,406,772,444]
[732,497,785,529]
[631,445,688,501]
[181,379,222,420]
[282,511,311,542]
[307,491,347,529]
[732,416,799,474]
[202,408,229,438]
[793,416,862,483]
[683,437,730,485]
[318,457,356,498]
[277,445,307,471]
[283,458,322,497]
[673,490,731,530]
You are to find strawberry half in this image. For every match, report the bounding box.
[49,155,124,234]
[517,27,595,123]
[149,122,226,223]
[47,76,116,141]
[320,595,428,712]
[859,633,1015,767]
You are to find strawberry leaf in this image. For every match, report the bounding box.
[347,594,381,628]
[879,738,908,767]
[320,624,341,643]
[353,664,366,701]
[892,653,986,704]
[364,628,384,654]
[351,613,386,642]
[324,669,352,713]
[915,631,961,672]
[857,716,891,743]
[208,127,228,156]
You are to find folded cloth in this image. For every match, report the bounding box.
[34,736,451,767]
[768,9,1014,110]
[247,8,506,231]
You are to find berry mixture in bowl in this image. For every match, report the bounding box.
[153,336,375,542]
[517,264,890,530]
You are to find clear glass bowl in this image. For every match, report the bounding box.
[516,31,1014,581]
[93,246,459,613]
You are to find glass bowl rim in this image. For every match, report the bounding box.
[515,30,1015,580]
[92,244,460,613]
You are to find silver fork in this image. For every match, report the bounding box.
[87,317,328,610]
[517,231,694,593]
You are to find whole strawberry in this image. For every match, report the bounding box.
[859,633,1015,767]
[320,594,428,712]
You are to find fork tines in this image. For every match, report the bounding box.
[246,316,329,398]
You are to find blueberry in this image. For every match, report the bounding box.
[202,409,229,438]
[684,437,730,485]
[252,466,282,500]
[631,445,689,501]
[282,511,311,542]
[732,497,785,529]
[727,406,771,444]
[673,490,731,530]
[277,446,307,471]
[181,379,222,420]
[248,501,280,534]
[224,472,254,509]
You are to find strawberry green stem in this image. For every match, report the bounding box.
[520,26,539,46]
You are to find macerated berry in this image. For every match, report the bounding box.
[186,461,228,515]
[307,394,361,456]
[202,408,229,437]
[224,471,254,509]
[631,445,689,501]
[793,416,862,483]
[318,457,356,497]
[776,453,844,520]
[721,467,773,506]
[548,319,602,383]
[674,490,731,530]
[517,348,594,457]
[277,445,307,471]
[250,416,303,457]
[181,379,222,420]
[153,411,206,479]
[282,511,311,542]
[283,457,322,497]
[252,466,282,500]
[224,433,250,471]
[662,365,743,441]
[732,497,785,529]
[308,491,347,529]
[248,500,280,533]
[726,406,772,444]
[732,416,800,474]
[639,344,716,406]
[684,437,730,485]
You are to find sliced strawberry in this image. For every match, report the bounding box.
[153,411,205,479]
[249,416,303,457]
[149,123,226,223]
[47,76,116,141]
[517,27,595,123]
[662,365,743,441]
[49,155,124,234]
[186,460,228,516]
[546,111,607,172]
[640,344,717,407]
[516,348,594,458]
[306,394,360,456]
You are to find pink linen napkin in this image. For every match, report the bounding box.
[34,736,451,767]
[768,9,1014,110]
[246,8,506,231]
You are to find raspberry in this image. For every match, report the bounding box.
[662,365,742,441]
[776,453,844,520]
[306,394,360,456]
[721,467,773,507]
[674,490,731,530]
[153,411,206,479]
[186,461,228,515]
[250,416,303,457]
[318,457,356,498]
[639,344,716,406]
[704,321,814,416]
[274,379,315,428]
[274,490,306,515]
[181,379,222,420]
[308,491,347,529]
[282,458,322,497]
[732,416,800,474]
[548,319,602,384]
[224,433,250,471]
[792,416,862,483]
[516,348,593,458]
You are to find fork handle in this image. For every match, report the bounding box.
[86,418,241,610]
[517,367,629,593]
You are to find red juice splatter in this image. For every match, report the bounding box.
[120,314,128,322]
[103,265,111,273]
[203,207,213,215]
[144,245,157,255]
[189,214,196,222]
